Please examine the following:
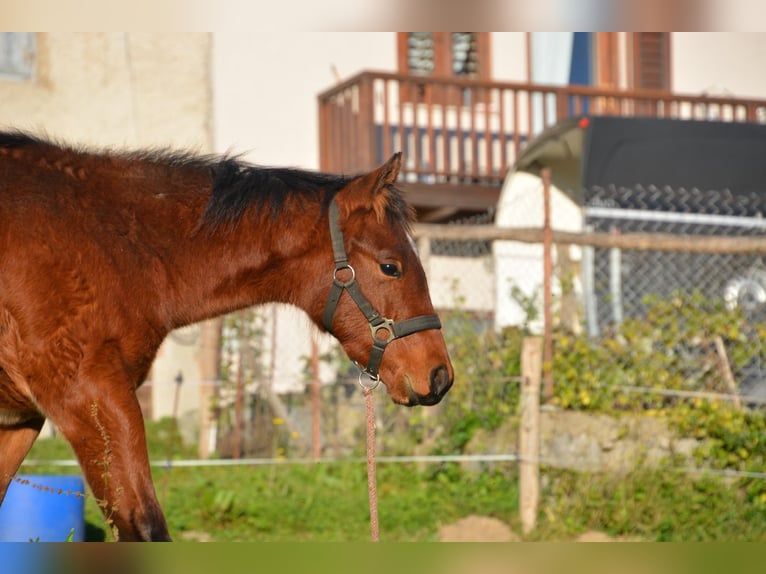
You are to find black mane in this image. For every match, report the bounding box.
[0,130,46,148]
[203,157,354,228]
[0,131,411,229]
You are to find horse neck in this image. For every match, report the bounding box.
[166,201,328,329]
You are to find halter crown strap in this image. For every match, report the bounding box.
[322,197,442,380]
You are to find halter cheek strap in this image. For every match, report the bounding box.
[322,198,442,382]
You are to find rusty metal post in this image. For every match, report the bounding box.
[197,317,222,459]
[310,331,322,459]
[541,167,554,403]
[233,311,246,460]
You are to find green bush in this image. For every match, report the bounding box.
[427,308,523,454]
[552,291,766,411]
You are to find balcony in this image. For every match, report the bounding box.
[318,70,766,222]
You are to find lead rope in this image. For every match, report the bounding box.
[364,386,380,541]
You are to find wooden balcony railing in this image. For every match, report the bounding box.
[318,70,766,189]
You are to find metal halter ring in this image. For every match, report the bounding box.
[333,264,355,286]
[357,370,381,391]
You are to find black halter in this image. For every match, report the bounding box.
[322,198,442,385]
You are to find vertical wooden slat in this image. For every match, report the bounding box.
[498,86,507,175]
[318,96,328,171]
[326,98,337,172]
[441,83,450,179]
[348,89,358,171]
[513,89,521,161]
[332,98,342,172]
[470,86,478,179]
[340,91,352,172]
[526,88,535,148]
[555,92,568,123]
[412,83,421,179]
[456,86,464,179]
[382,78,391,160]
[747,103,757,122]
[484,87,493,179]
[426,78,434,178]
[358,74,374,169]
[398,77,406,177]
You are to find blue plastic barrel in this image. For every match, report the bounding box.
[0,475,86,542]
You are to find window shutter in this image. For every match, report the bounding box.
[407,32,436,76]
[397,33,490,105]
[633,32,670,91]
[398,33,489,79]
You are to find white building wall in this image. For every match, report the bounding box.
[673,33,766,99]
[0,33,211,149]
[491,33,529,83]
[212,32,396,169]
[494,172,583,331]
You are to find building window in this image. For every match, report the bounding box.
[0,33,36,80]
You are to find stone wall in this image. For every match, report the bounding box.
[466,409,700,472]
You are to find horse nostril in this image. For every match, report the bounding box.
[429,364,453,398]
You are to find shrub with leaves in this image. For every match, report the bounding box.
[552,291,766,411]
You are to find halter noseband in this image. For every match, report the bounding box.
[322,198,442,386]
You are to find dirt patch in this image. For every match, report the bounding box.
[437,518,632,543]
[438,515,519,542]
[179,530,213,542]
[574,530,628,542]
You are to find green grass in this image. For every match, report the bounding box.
[16,420,766,542]
[155,462,519,542]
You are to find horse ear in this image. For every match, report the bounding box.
[375,152,402,189]
[335,153,402,220]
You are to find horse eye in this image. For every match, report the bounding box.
[380,263,401,278]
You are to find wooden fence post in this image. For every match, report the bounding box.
[520,336,542,536]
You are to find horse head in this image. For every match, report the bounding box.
[315,154,454,406]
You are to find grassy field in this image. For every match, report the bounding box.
[15,419,766,542]
[21,439,518,541]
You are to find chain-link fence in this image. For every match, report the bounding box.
[583,184,766,400]
[584,184,766,328]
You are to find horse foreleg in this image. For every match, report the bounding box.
[39,387,171,542]
[0,417,45,504]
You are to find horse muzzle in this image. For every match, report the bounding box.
[404,363,453,406]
